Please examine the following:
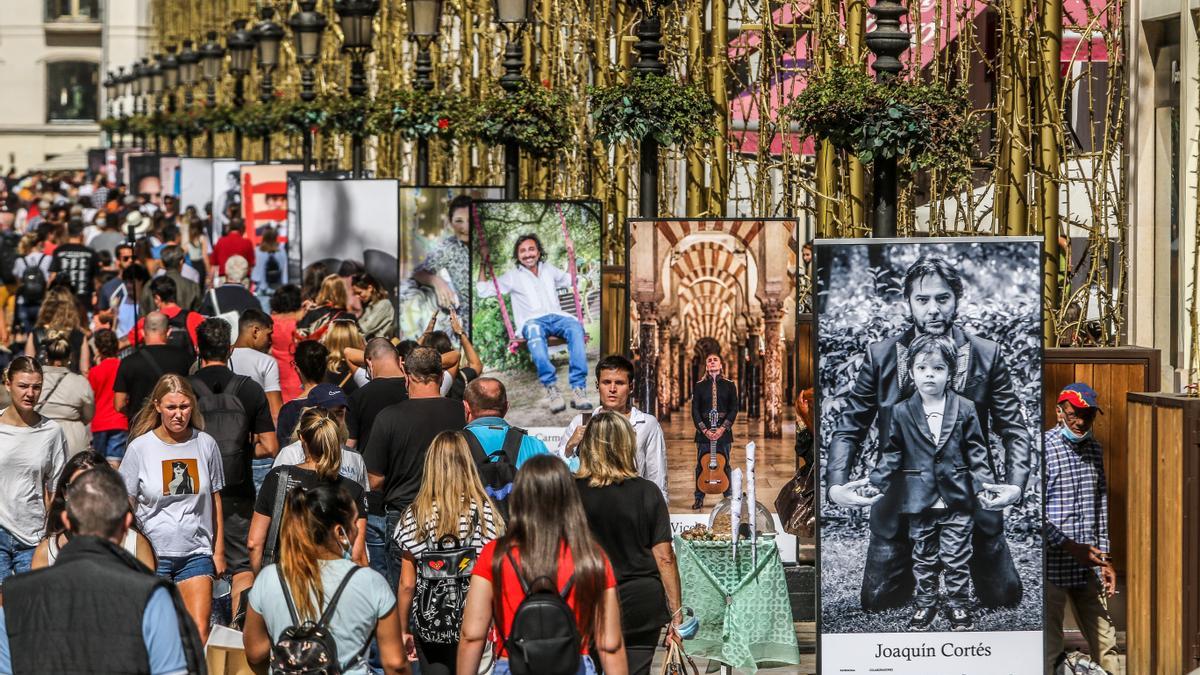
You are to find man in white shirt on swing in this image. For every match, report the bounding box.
[477,233,594,414]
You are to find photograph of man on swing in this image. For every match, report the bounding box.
[470,200,603,427]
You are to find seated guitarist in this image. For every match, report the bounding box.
[691,352,739,510]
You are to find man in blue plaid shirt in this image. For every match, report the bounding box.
[1044,382,1119,674]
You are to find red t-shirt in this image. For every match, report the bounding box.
[473,540,616,657]
[270,314,302,401]
[211,231,256,274]
[87,357,128,432]
[132,303,204,347]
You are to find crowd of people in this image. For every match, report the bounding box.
[0,169,678,675]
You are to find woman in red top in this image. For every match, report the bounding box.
[457,455,627,675]
[86,328,128,465]
[268,284,304,401]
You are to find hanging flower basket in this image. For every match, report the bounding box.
[475,80,572,158]
[783,65,982,184]
[162,108,206,136]
[99,116,130,136]
[322,95,382,136]
[589,73,717,147]
[230,102,276,139]
[275,99,329,136]
[127,114,156,138]
[198,105,237,133]
[372,88,476,141]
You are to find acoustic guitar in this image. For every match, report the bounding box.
[696,407,731,495]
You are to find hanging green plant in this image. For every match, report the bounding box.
[589,73,717,147]
[372,88,476,141]
[126,114,153,138]
[99,116,130,136]
[199,105,237,133]
[162,108,206,136]
[475,80,571,158]
[230,102,276,139]
[322,95,381,136]
[274,99,328,136]
[783,65,982,184]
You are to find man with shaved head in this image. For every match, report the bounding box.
[463,377,550,468]
[113,310,195,420]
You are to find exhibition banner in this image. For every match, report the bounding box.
[814,238,1044,674]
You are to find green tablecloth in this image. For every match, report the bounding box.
[675,537,800,673]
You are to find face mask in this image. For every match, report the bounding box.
[1060,425,1092,443]
[338,531,352,560]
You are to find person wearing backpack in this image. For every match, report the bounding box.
[395,430,503,673]
[243,484,409,675]
[13,232,51,334]
[252,225,288,299]
[458,454,627,675]
[190,317,279,622]
[133,275,204,353]
[462,378,550,518]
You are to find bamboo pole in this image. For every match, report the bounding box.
[1036,0,1062,340]
[708,0,728,217]
[685,0,705,217]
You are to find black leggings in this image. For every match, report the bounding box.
[417,641,457,675]
[623,628,663,675]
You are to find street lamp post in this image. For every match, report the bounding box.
[334,0,380,178]
[149,55,164,153]
[253,7,285,163]
[103,71,118,148]
[628,0,669,218]
[178,40,200,156]
[863,0,910,238]
[288,0,328,172]
[492,0,532,199]
[117,66,131,147]
[160,46,180,152]
[227,19,256,159]
[407,0,444,186]
[200,31,225,157]
[133,58,149,148]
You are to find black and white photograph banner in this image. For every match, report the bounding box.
[815,238,1043,675]
[297,178,400,297]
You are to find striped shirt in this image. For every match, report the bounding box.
[1044,427,1109,588]
[393,500,500,558]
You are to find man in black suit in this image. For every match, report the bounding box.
[825,255,1033,611]
[691,352,739,510]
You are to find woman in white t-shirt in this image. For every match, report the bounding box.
[0,356,68,582]
[118,373,226,644]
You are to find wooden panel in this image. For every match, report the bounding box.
[1125,399,1154,674]
[796,314,813,390]
[1156,405,1184,673]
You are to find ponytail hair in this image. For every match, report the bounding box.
[277,484,357,623]
[297,407,343,482]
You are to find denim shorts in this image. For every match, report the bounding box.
[156,554,215,583]
[92,429,129,460]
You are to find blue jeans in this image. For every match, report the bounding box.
[493,656,595,675]
[156,554,215,583]
[522,314,588,390]
[0,526,35,583]
[93,429,129,460]
[367,512,399,589]
[252,457,274,493]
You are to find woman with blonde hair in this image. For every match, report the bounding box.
[321,318,365,394]
[25,285,89,374]
[395,430,503,672]
[243,484,409,675]
[248,406,367,573]
[297,273,351,341]
[117,373,226,643]
[575,411,682,675]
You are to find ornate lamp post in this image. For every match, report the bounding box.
[407,0,444,186]
[625,0,671,217]
[492,0,532,199]
[117,66,131,147]
[160,46,180,151]
[288,0,328,171]
[333,0,380,178]
[227,19,256,159]
[253,7,285,163]
[863,0,910,238]
[200,31,225,157]
[133,59,149,147]
[148,55,164,152]
[178,40,200,156]
[103,71,118,148]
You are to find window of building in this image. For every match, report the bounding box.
[46,61,98,122]
[45,0,101,21]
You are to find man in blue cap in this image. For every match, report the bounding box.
[1044,382,1118,674]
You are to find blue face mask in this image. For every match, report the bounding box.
[1060,425,1092,443]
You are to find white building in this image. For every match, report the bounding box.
[0,0,151,173]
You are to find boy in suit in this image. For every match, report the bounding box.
[869,334,994,631]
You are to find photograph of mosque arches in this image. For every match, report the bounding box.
[627,218,803,512]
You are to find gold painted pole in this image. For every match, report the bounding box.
[1036,0,1062,340]
[615,5,633,229]
[814,0,836,236]
[709,0,729,217]
[535,0,552,196]
[846,0,867,230]
[685,0,705,217]
[1004,0,1030,235]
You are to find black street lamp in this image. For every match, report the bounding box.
[200,31,225,157]
[116,66,131,147]
[289,0,328,171]
[407,0,444,186]
[133,58,148,147]
[148,54,164,152]
[160,46,179,151]
[491,0,532,199]
[179,40,200,156]
[227,19,256,159]
[626,0,670,218]
[253,7,285,163]
[333,0,380,178]
[864,0,909,238]
[103,71,118,147]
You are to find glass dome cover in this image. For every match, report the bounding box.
[707,497,777,538]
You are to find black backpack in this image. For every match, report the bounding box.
[270,566,365,675]
[165,310,196,357]
[500,551,582,675]
[265,253,283,287]
[0,233,20,285]
[18,254,46,305]
[463,425,524,521]
[411,510,480,645]
[189,375,252,489]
